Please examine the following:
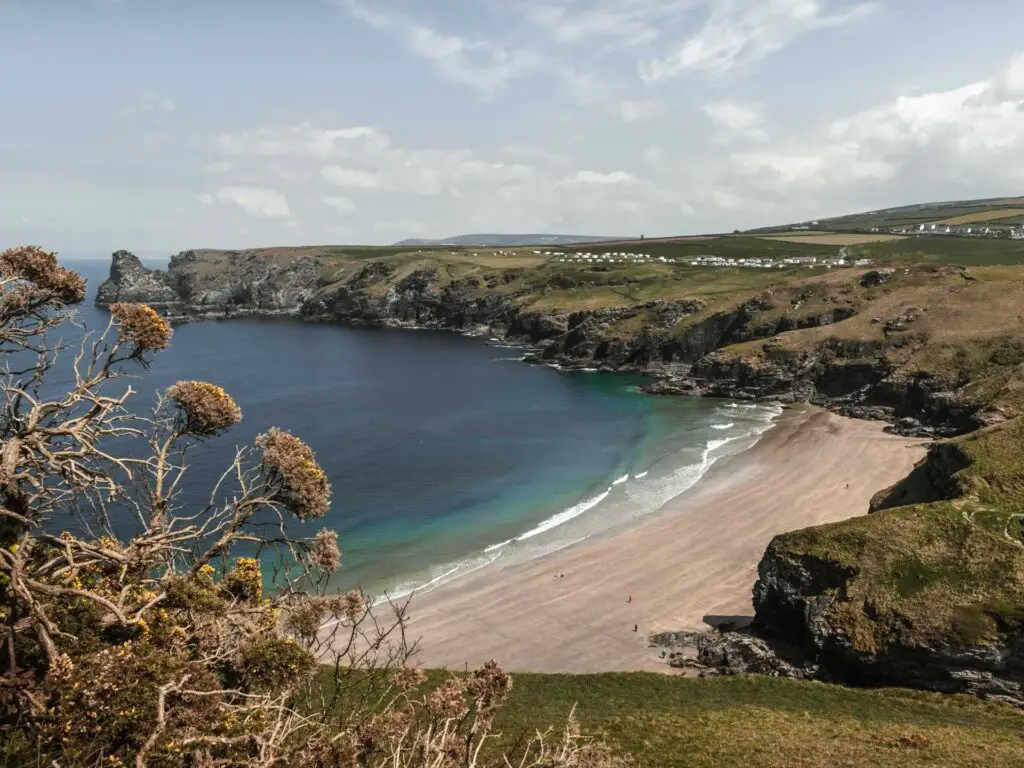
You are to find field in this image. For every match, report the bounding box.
[862,236,1024,265]
[757,233,907,245]
[936,208,1024,225]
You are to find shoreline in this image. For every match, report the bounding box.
[364,395,782,607]
[400,407,927,673]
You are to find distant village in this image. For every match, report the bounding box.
[529,250,872,270]
[883,223,1024,238]
[787,220,1024,239]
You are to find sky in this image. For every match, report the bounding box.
[4,0,1024,255]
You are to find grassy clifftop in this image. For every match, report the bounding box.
[101,228,1024,707]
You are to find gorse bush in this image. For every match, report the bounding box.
[0,246,628,767]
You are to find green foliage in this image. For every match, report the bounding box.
[233,637,317,694]
[44,641,220,765]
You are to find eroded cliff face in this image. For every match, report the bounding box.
[95,251,183,312]
[94,251,989,437]
[750,528,1024,706]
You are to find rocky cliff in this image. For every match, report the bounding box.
[96,252,1008,439]
[96,247,1024,706]
[95,251,183,312]
[662,418,1024,707]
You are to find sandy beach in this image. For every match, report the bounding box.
[404,407,928,673]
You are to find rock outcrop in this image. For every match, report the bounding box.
[95,251,182,313]
[750,528,1024,707]
[95,251,994,439]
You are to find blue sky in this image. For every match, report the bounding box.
[4,0,1024,255]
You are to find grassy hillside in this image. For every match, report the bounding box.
[491,673,1024,768]
[312,669,1024,768]
[750,196,1024,232]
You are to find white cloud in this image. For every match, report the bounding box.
[641,0,876,81]
[321,166,382,189]
[333,0,540,96]
[518,0,694,47]
[710,51,1024,214]
[567,170,639,185]
[322,196,357,214]
[200,186,292,219]
[216,123,387,159]
[703,101,768,141]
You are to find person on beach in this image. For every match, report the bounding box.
[627,594,632,604]
[633,624,637,632]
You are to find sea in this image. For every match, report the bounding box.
[44,257,782,600]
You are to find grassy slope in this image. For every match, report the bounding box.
[491,673,1024,768]
[755,196,1024,232]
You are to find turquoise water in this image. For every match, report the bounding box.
[62,258,781,598]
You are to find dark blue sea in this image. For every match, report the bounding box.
[53,258,781,598]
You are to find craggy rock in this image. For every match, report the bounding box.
[860,268,894,287]
[95,251,182,312]
[751,541,1024,707]
[648,630,706,648]
[94,249,983,437]
[690,632,813,679]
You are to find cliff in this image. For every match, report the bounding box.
[95,246,1024,704]
[749,417,1024,705]
[97,252,1021,439]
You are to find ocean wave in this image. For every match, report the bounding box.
[484,537,514,553]
[493,355,528,361]
[515,488,612,542]
[369,549,506,607]
[362,403,785,609]
[711,422,734,430]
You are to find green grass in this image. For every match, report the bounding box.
[309,668,1024,767]
[491,673,1024,767]
[857,237,1024,265]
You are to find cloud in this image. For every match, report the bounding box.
[703,101,768,141]
[332,0,540,96]
[566,170,639,185]
[121,89,176,116]
[199,186,292,218]
[322,196,357,214]
[641,0,876,81]
[321,166,382,189]
[559,69,661,123]
[517,0,695,47]
[216,123,387,159]
[207,121,687,239]
[709,51,1024,217]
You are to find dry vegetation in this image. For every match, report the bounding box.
[0,246,627,767]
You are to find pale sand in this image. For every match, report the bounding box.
[404,408,927,673]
